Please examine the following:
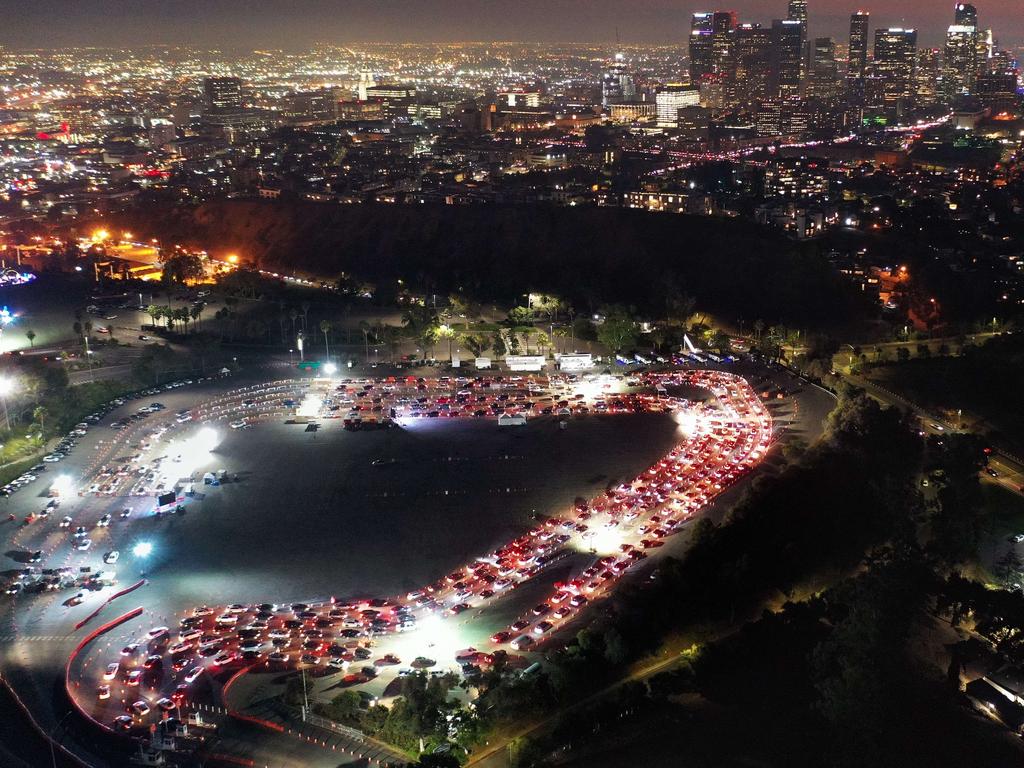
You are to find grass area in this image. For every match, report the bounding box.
[0,454,44,487]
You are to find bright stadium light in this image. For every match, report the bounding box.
[51,474,74,497]
[323,362,337,375]
[133,541,153,558]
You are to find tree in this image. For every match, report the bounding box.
[25,329,35,348]
[462,334,490,359]
[436,324,456,362]
[319,320,332,360]
[491,331,508,359]
[301,301,311,331]
[995,547,1023,589]
[31,405,47,433]
[507,305,533,325]
[161,252,204,286]
[190,304,203,333]
[596,307,637,353]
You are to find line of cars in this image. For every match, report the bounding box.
[76,370,773,726]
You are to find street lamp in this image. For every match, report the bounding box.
[323,362,337,375]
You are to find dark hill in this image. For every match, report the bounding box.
[110,200,868,328]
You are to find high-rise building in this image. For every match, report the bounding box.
[787,0,809,80]
[711,11,738,76]
[847,12,870,83]
[872,28,918,118]
[915,48,942,107]
[771,19,804,99]
[602,53,636,107]
[974,72,1019,112]
[733,23,773,105]
[807,38,838,99]
[203,77,243,113]
[954,3,978,26]
[689,12,715,82]
[945,24,978,97]
[655,84,701,127]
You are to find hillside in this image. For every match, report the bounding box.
[107,200,870,328]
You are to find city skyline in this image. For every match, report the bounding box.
[2,0,1023,49]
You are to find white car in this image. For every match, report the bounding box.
[146,626,169,640]
[103,551,119,564]
[184,666,204,684]
[230,419,247,429]
[75,539,92,551]
[103,663,119,680]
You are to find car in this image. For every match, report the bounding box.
[929,423,945,432]
[533,621,553,635]
[103,663,119,680]
[29,550,42,564]
[97,514,111,527]
[1014,534,1024,543]
[120,508,132,519]
[103,550,119,564]
[121,643,140,657]
[59,516,73,528]
[213,651,237,666]
[168,638,192,659]
[75,539,92,551]
[531,604,550,616]
[268,651,290,664]
[157,697,176,712]
[146,626,169,640]
[172,656,192,672]
[138,335,151,341]
[113,715,133,731]
[490,631,511,644]
[986,468,1000,478]
[229,419,248,429]
[184,667,204,684]
[126,670,142,686]
[5,583,22,596]
[97,684,110,700]
[143,654,163,670]
[131,700,150,717]
[510,635,535,651]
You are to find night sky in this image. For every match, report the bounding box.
[1,0,1021,48]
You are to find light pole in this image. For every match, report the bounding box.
[297,332,304,362]
[50,709,74,768]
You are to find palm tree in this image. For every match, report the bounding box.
[358,320,372,362]
[278,312,288,344]
[753,319,765,341]
[289,308,299,337]
[105,324,115,339]
[301,301,311,331]
[32,405,47,433]
[83,320,93,339]
[190,304,203,333]
[319,320,332,361]
[25,329,35,348]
